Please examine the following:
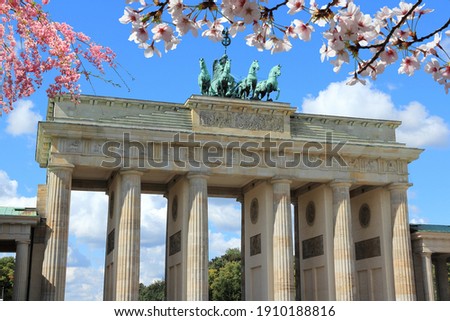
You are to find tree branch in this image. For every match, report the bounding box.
[357,0,423,75]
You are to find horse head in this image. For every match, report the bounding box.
[269,64,281,78]
[199,58,207,70]
[249,60,260,73]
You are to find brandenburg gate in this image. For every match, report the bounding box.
[35,93,421,301]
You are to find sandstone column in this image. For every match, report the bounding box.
[435,256,449,301]
[330,181,357,301]
[41,165,73,301]
[13,240,30,301]
[186,173,209,300]
[388,183,416,300]
[292,199,301,301]
[115,170,143,301]
[421,251,434,301]
[237,196,245,301]
[272,178,295,301]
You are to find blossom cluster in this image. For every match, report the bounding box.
[120,0,450,93]
[0,0,117,114]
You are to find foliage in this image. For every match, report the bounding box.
[209,247,241,270]
[0,256,15,301]
[139,280,166,301]
[209,248,241,301]
[139,248,242,301]
[209,260,242,301]
[121,0,450,92]
[0,0,117,113]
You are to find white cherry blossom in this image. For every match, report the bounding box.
[129,25,149,43]
[286,0,305,15]
[119,7,141,26]
[293,20,314,41]
[424,59,441,80]
[398,56,420,76]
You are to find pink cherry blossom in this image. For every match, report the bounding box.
[0,0,116,113]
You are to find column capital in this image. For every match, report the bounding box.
[329,179,352,189]
[47,163,74,173]
[421,251,433,258]
[119,169,144,177]
[186,171,210,180]
[270,176,292,185]
[16,239,31,245]
[387,182,412,191]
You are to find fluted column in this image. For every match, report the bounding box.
[435,256,449,301]
[421,252,434,301]
[388,183,416,300]
[237,196,245,301]
[272,178,295,301]
[115,170,143,301]
[292,199,301,301]
[41,165,73,301]
[186,173,209,301]
[13,240,30,301]
[330,181,357,301]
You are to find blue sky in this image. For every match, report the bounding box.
[0,1,449,300]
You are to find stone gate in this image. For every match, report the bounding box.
[33,94,423,300]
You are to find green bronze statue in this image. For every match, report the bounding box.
[198,56,281,101]
[253,64,281,101]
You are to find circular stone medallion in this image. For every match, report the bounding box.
[172,196,178,222]
[250,198,259,224]
[306,201,316,226]
[359,203,371,228]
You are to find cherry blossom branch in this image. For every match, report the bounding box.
[356,0,423,75]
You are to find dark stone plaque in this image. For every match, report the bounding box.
[302,235,324,259]
[107,229,115,255]
[355,237,381,260]
[250,233,261,256]
[169,230,182,256]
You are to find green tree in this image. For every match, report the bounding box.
[209,248,241,301]
[139,280,165,301]
[0,256,15,301]
[210,261,241,301]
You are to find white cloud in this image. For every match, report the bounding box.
[302,81,450,148]
[209,231,241,260]
[5,100,42,136]
[67,246,91,268]
[0,170,36,207]
[141,195,167,247]
[66,266,104,301]
[69,191,108,247]
[208,200,241,233]
[140,245,166,285]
